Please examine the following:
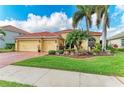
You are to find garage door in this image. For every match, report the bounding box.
[18,40,39,51]
[43,40,57,52]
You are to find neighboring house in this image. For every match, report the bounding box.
[0,25,29,48]
[108,32,124,48]
[15,29,102,52]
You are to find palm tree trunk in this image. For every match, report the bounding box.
[86,18,90,51]
[86,18,89,33]
[102,17,107,51]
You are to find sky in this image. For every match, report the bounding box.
[0,5,124,38]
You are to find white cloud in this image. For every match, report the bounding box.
[92,13,97,26]
[107,12,124,38]
[105,5,124,38]
[111,5,124,19]
[121,13,124,23]
[115,5,124,11]
[0,12,72,32]
[107,25,124,39]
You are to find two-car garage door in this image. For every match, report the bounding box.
[18,40,39,51]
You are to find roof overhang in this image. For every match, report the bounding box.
[16,36,62,39]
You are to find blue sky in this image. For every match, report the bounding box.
[0,5,124,37]
[0,5,76,20]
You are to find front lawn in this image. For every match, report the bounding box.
[0,80,33,87]
[14,52,124,77]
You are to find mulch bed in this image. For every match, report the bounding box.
[48,51,113,59]
[63,55,93,59]
[48,54,94,59]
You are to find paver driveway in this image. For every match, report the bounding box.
[0,65,124,87]
[0,52,46,68]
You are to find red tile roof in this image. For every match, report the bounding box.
[55,29,72,34]
[18,31,61,37]
[89,32,102,36]
[56,29,102,36]
[17,29,102,38]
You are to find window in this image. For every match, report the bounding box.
[0,34,4,40]
[121,39,124,47]
[19,33,22,35]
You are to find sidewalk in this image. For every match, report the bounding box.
[0,65,123,87]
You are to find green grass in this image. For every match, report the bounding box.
[0,48,13,53]
[0,80,33,87]
[14,52,124,77]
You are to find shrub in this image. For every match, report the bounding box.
[5,43,15,49]
[92,43,101,53]
[64,48,75,52]
[70,48,75,52]
[48,50,56,55]
[117,48,124,52]
[56,50,64,54]
[58,46,65,50]
[92,48,101,53]
[107,44,116,53]
[112,44,118,48]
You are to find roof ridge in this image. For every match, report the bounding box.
[0,25,29,34]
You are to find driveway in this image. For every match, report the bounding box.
[0,65,124,87]
[0,52,46,68]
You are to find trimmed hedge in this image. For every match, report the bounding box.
[48,50,56,55]
[117,48,124,52]
[56,50,64,54]
[5,43,15,49]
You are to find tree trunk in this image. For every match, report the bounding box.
[75,44,80,52]
[102,16,107,51]
[86,18,89,34]
[86,18,89,51]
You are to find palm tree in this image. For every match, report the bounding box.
[72,6,95,51]
[72,5,95,33]
[0,28,6,41]
[95,5,109,51]
[0,28,6,36]
[65,29,89,52]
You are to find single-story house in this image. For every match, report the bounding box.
[15,29,102,52]
[0,25,29,48]
[108,32,124,48]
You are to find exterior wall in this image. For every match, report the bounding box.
[58,39,64,46]
[0,30,22,48]
[42,39,58,52]
[81,40,88,50]
[108,38,123,48]
[61,33,68,40]
[92,36,101,43]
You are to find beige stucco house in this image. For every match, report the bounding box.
[108,32,124,48]
[15,29,102,52]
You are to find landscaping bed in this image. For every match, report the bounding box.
[48,49,113,59]
[0,80,33,87]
